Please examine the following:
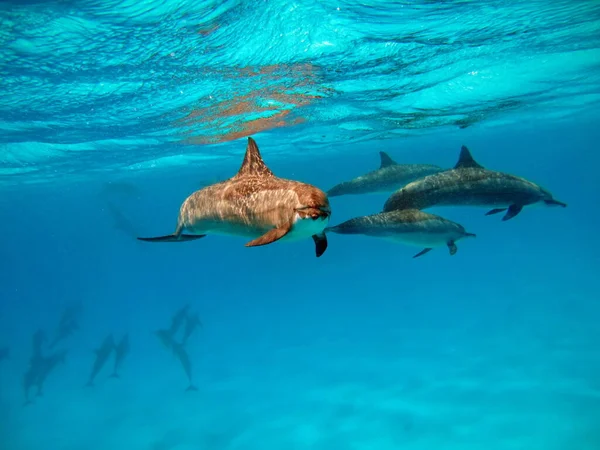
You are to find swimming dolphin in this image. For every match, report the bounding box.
[326,209,476,258]
[49,303,82,349]
[169,304,190,337]
[110,334,130,379]
[155,329,175,351]
[327,151,443,197]
[181,312,202,346]
[383,145,567,221]
[171,340,198,392]
[85,334,115,387]
[33,349,68,398]
[137,137,332,257]
[0,347,8,362]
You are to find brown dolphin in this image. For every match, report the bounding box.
[138,137,331,257]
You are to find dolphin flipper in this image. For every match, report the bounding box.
[502,204,523,221]
[413,248,432,258]
[312,233,328,258]
[245,222,292,247]
[137,234,206,242]
[448,241,458,255]
[485,208,507,216]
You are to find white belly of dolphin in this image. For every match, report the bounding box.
[282,214,329,242]
[384,231,456,248]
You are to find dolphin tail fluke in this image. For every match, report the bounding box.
[545,199,567,208]
[85,381,94,388]
[413,248,432,258]
[502,204,523,221]
[185,385,198,392]
[137,234,206,243]
[485,208,507,216]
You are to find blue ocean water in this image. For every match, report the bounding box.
[1,1,600,449]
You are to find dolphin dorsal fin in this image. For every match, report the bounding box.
[454,145,484,169]
[235,137,274,178]
[379,151,396,168]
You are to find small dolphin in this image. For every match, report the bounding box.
[31,329,46,364]
[171,341,198,392]
[137,137,332,257]
[155,329,175,351]
[169,304,190,337]
[327,151,443,197]
[181,313,202,346]
[85,334,115,387]
[49,303,82,349]
[110,334,130,379]
[326,209,476,258]
[383,145,567,221]
[0,347,8,362]
[34,349,68,397]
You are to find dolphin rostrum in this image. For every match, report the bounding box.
[327,209,475,258]
[327,151,443,197]
[110,334,130,379]
[85,334,115,387]
[383,145,567,221]
[137,137,332,257]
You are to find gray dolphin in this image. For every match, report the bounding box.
[327,209,475,258]
[327,151,443,197]
[383,145,567,221]
[110,334,130,379]
[181,313,202,347]
[33,350,68,398]
[85,334,115,387]
[171,341,198,392]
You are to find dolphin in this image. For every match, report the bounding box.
[0,347,8,362]
[169,304,190,337]
[33,349,68,397]
[383,145,567,221]
[85,334,115,387]
[155,329,175,351]
[49,302,82,349]
[327,151,443,197]
[110,334,130,379]
[171,341,198,392]
[181,313,202,346]
[137,137,332,257]
[326,209,476,258]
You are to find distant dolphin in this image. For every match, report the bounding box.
[49,302,82,349]
[327,151,443,197]
[181,313,202,346]
[31,329,46,363]
[0,347,8,362]
[85,334,115,387]
[110,334,130,379]
[171,341,198,392]
[155,329,175,351]
[137,137,332,258]
[169,304,190,337]
[383,145,567,221]
[326,209,476,258]
[34,349,68,397]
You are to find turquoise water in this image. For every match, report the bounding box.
[1,1,600,449]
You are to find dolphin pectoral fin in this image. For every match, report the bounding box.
[502,204,523,221]
[137,234,206,242]
[413,248,432,258]
[448,241,458,255]
[312,232,328,258]
[485,208,507,216]
[245,223,292,248]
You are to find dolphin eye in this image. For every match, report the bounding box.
[311,214,319,220]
